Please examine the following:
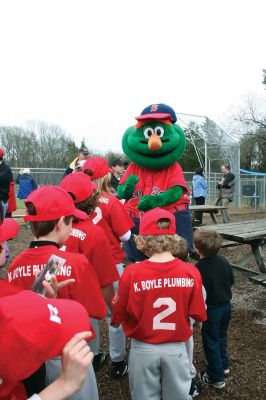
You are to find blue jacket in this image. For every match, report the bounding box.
[192,174,208,198]
[16,174,38,199]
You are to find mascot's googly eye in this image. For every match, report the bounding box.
[154,126,164,137]
[143,127,154,138]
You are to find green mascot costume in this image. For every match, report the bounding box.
[118,103,194,261]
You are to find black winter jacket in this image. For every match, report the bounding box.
[0,162,13,202]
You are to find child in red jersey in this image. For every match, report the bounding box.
[83,156,134,266]
[83,156,134,379]
[0,220,94,400]
[60,172,120,372]
[6,185,106,400]
[111,208,206,400]
[60,173,119,309]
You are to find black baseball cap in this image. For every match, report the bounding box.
[111,159,128,167]
[78,147,89,155]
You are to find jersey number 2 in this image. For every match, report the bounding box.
[92,207,103,224]
[153,297,176,331]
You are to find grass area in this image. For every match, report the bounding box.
[16,198,25,210]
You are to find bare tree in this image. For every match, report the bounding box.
[0,121,78,168]
[236,96,266,139]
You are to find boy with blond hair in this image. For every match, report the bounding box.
[111,208,206,400]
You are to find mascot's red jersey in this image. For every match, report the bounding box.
[120,162,189,218]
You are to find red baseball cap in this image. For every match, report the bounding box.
[60,173,97,203]
[139,208,176,235]
[82,156,112,180]
[0,218,19,243]
[0,290,93,383]
[23,186,88,222]
[0,148,4,157]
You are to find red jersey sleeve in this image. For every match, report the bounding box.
[109,198,134,238]
[167,163,188,192]
[187,268,207,322]
[80,225,119,287]
[119,164,133,185]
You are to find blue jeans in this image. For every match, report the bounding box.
[201,303,232,382]
[124,209,194,262]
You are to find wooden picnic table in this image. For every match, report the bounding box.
[189,205,228,224]
[197,219,266,287]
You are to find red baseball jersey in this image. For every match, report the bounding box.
[64,219,119,287]
[89,192,134,264]
[111,258,206,344]
[6,245,106,320]
[119,162,190,218]
[0,280,21,298]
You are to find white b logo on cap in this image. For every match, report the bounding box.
[47,304,61,324]
[150,104,159,112]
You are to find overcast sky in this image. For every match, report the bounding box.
[0,0,265,152]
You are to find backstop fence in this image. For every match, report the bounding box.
[11,168,266,212]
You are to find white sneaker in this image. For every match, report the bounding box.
[200,371,225,389]
[224,369,230,375]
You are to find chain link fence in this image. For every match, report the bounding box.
[11,168,266,212]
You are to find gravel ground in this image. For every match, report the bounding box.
[2,211,266,400]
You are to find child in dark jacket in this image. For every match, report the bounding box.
[16,168,38,200]
[194,228,234,390]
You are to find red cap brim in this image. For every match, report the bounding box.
[0,219,19,242]
[135,113,173,121]
[73,209,88,220]
[24,209,88,222]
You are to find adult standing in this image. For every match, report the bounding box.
[64,147,90,176]
[215,164,235,223]
[110,159,127,193]
[0,148,13,217]
[192,167,208,224]
[16,168,38,200]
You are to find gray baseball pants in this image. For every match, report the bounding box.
[46,356,99,400]
[90,263,126,362]
[129,339,192,400]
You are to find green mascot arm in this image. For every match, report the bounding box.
[137,185,183,212]
[117,175,139,200]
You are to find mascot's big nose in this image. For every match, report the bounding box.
[148,134,162,151]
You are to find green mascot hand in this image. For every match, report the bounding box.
[137,195,157,212]
[137,186,183,212]
[117,174,139,200]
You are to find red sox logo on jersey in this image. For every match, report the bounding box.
[151,187,164,195]
[150,104,159,112]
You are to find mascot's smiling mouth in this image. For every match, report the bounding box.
[139,138,170,144]
[132,147,175,158]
